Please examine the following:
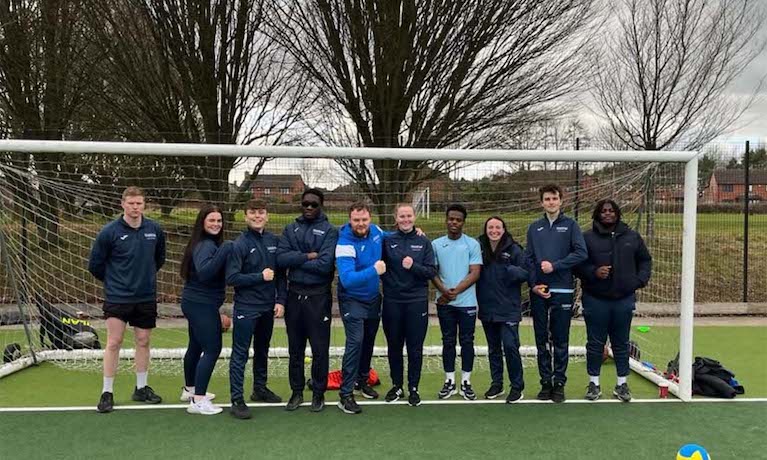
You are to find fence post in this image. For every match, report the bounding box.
[743,141,750,303]
[574,138,580,221]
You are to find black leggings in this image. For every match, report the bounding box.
[182,299,223,396]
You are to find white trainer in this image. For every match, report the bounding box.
[180,387,216,402]
[186,398,223,415]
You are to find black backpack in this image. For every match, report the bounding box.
[35,296,101,350]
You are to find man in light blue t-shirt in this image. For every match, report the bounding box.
[432,203,482,401]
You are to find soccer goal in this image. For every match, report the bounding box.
[0,140,697,401]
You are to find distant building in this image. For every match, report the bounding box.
[703,169,767,203]
[251,174,306,201]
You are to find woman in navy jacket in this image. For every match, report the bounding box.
[577,199,652,403]
[179,205,232,415]
[476,216,528,403]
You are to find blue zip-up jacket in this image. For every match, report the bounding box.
[181,237,233,306]
[226,229,287,312]
[335,223,384,303]
[476,237,528,323]
[524,213,587,290]
[276,212,338,290]
[88,216,166,304]
[382,229,437,302]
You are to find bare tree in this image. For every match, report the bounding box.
[0,0,96,248]
[590,0,766,238]
[591,0,766,151]
[269,0,596,224]
[87,0,313,218]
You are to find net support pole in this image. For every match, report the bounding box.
[679,154,699,402]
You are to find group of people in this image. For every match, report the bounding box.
[88,183,652,417]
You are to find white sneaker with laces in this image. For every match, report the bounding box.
[180,387,216,402]
[186,398,222,415]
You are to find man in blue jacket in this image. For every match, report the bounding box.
[277,189,338,412]
[524,184,588,403]
[382,203,436,407]
[226,199,287,419]
[335,201,387,414]
[88,186,166,413]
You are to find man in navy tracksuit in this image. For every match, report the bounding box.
[381,204,436,407]
[335,201,387,414]
[226,199,287,419]
[277,188,338,412]
[88,186,166,413]
[524,184,587,403]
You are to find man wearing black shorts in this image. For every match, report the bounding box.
[88,186,166,413]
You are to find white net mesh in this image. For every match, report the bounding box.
[0,147,688,388]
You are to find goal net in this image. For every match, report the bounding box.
[0,141,697,400]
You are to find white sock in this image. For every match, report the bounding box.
[617,376,627,386]
[445,372,455,383]
[590,376,600,385]
[102,376,114,393]
[136,371,148,389]
[185,386,195,393]
[461,371,471,384]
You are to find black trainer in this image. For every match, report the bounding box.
[484,383,504,399]
[285,391,303,411]
[230,399,252,419]
[613,383,632,402]
[585,382,602,401]
[250,386,282,403]
[438,380,457,399]
[408,388,422,407]
[459,382,477,401]
[132,386,162,404]
[310,393,325,412]
[385,386,404,403]
[337,394,362,414]
[354,382,379,399]
[506,388,523,404]
[536,382,553,401]
[97,391,114,413]
[551,382,566,403]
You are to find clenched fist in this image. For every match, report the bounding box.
[402,256,414,270]
[262,268,275,281]
[374,260,387,275]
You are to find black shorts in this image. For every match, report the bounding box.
[103,301,158,329]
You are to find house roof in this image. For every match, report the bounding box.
[713,169,767,185]
[251,174,305,189]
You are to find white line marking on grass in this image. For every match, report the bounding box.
[1,398,765,412]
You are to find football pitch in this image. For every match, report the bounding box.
[0,323,765,459]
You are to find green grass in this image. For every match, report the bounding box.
[1,325,765,407]
[0,403,764,459]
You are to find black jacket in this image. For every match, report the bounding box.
[476,237,528,323]
[382,229,437,302]
[276,212,338,292]
[576,221,652,300]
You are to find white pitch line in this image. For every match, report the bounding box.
[1,398,765,412]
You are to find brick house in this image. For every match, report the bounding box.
[703,169,767,203]
[251,174,306,201]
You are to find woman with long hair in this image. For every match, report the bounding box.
[179,204,232,415]
[577,199,652,402]
[476,216,528,403]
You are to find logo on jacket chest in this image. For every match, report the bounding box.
[555,226,568,233]
[312,229,325,236]
[410,245,423,251]
[267,246,277,253]
[500,252,511,259]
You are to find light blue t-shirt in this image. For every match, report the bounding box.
[432,234,483,307]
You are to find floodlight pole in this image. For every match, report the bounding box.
[679,155,699,402]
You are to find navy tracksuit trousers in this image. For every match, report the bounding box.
[285,289,332,394]
[182,299,223,396]
[382,299,428,390]
[229,310,274,402]
[339,296,381,397]
[531,292,573,385]
[583,292,635,378]
[482,320,524,391]
[437,305,476,373]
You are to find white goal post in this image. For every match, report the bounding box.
[0,139,698,401]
